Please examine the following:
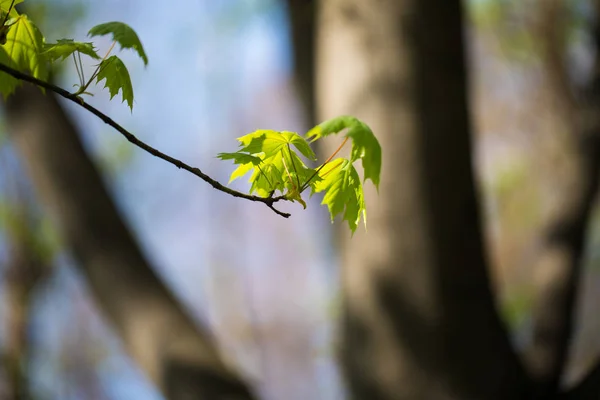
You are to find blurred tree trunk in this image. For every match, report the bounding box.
[527,0,600,398]
[3,84,255,400]
[315,0,530,399]
[287,0,316,128]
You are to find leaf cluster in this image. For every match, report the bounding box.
[0,0,147,110]
[0,1,383,234]
[218,116,382,233]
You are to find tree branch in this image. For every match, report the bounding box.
[0,61,291,218]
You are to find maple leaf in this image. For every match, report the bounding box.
[88,21,148,66]
[0,0,23,18]
[218,130,320,206]
[0,46,19,98]
[314,158,366,233]
[3,14,47,81]
[307,115,382,189]
[95,55,134,110]
[43,39,100,63]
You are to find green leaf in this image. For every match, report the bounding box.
[216,152,262,165]
[216,152,263,183]
[95,55,134,110]
[88,21,148,66]
[249,159,284,197]
[0,0,23,17]
[0,46,19,97]
[236,129,316,160]
[42,39,100,63]
[281,130,316,160]
[219,130,320,207]
[229,162,256,184]
[314,158,366,233]
[281,147,320,192]
[3,14,47,80]
[307,115,382,189]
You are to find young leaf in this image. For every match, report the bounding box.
[216,151,262,166]
[95,55,134,110]
[0,46,19,97]
[307,115,382,188]
[216,152,262,183]
[219,130,321,207]
[88,21,148,66]
[314,158,366,233]
[235,130,316,161]
[281,147,320,192]
[0,0,23,17]
[43,39,100,63]
[3,14,47,80]
[249,159,284,197]
[280,131,316,160]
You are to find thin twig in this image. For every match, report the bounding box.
[72,53,84,86]
[0,61,291,217]
[77,51,85,82]
[300,136,349,192]
[77,40,116,95]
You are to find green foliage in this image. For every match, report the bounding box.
[218,116,382,233]
[0,1,383,232]
[95,55,134,109]
[0,46,18,96]
[3,14,46,80]
[217,130,321,206]
[0,0,23,18]
[43,39,100,62]
[307,115,381,189]
[88,21,148,65]
[314,158,366,232]
[0,0,146,108]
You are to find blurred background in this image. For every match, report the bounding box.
[1,0,600,399]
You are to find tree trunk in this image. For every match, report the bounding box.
[526,1,600,397]
[4,84,255,400]
[315,1,529,398]
[287,0,316,128]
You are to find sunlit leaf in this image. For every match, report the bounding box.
[0,46,19,97]
[43,39,100,63]
[88,21,148,65]
[3,14,47,80]
[307,115,381,189]
[234,130,314,159]
[219,130,320,207]
[217,151,262,165]
[0,0,23,17]
[314,158,366,233]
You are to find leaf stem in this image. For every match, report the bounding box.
[287,144,300,190]
[76,40,116,95]
[72,52,84,87]
[281,153,295,189]
[0,0,15,27]
[300,136,349,192]
[256,163,273,188]
[77,51,85,81]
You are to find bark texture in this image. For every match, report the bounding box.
[287,0,317,127]
[527,0,600,397]
[316,1,529,399]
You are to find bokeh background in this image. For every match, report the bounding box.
[1,0,600,399]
